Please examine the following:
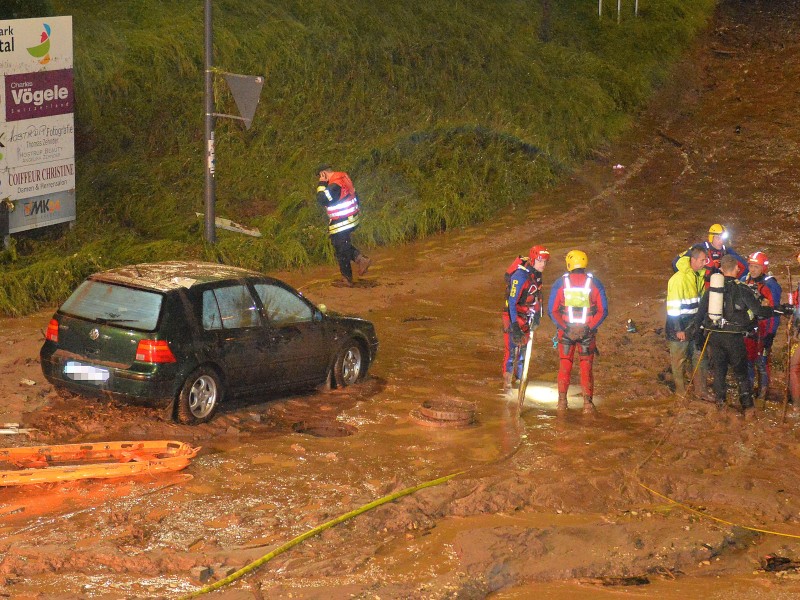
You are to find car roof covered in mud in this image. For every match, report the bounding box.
[90,261,261,292]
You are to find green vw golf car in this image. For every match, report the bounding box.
[40,261,378,424]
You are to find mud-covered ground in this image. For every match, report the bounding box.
[3,1,800,598]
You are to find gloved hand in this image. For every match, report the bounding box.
[763,332,776,351]
[565,324,590,342]
[511,323,524,345]
[530,313,541,333]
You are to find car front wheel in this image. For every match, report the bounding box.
[176,366,223,424]
[333,341,364,388]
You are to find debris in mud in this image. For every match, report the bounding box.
[762,555,800,572]
[580,575,650,586]
[0,423,34,435]
[190,565,215,584]
[656,129,684,147]
[410,397,476,428]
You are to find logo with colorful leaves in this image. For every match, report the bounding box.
[27,23,52,65]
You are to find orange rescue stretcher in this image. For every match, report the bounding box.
[0,440,200,486]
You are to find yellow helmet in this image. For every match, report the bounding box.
[707,223,728,243]
[565,250,588,271]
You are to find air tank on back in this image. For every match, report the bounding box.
[708,272,725,324]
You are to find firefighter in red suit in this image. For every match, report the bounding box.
[316,164,371,287]
[548,250,609,414]
[503,245,551,390]
[742,251,782,401]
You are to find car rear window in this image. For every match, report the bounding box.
[59,280,164,331]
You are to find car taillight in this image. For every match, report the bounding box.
[135,340,177,363]
[46,319,59,343]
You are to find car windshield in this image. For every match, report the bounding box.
[59,280,164,331]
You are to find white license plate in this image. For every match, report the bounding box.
[64,361,110,384]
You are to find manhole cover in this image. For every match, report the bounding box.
[292,422,357,438]
[410,396,477,429]
[419,398,476,422]
[410,409,475,428]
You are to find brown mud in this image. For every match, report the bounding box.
[3,0,800,597]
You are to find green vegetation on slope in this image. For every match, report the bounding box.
[0,0,716,315]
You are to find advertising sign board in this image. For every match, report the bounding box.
[0,16,75,235]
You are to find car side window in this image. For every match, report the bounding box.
[202,290,223,330]
[204,285,261,330]
[254,283,312,326]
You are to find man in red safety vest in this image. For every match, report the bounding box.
[316,164,371,287]
[548,250,609,415]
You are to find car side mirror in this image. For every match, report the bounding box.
[313,308,324,322]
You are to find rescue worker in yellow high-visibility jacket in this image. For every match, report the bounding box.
[316,164,371,288]
[666,244,709,397]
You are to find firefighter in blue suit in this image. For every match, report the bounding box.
[503,245,550,390]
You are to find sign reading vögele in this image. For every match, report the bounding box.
[0,16,75,234]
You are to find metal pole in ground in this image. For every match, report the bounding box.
[599,0,602,18]
[204,0,216,244]
[617,0,621,23]
[0,201,9,250]
[782,265,794,423]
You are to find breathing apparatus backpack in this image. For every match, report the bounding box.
[504,256,529,285]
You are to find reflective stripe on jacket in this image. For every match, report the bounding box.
[563,273,593,324]
[548,270,608,331]
[316,171,360,234]
[665,260,705,340]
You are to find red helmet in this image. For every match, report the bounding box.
[747,251,769,267]
[528,245,550,262]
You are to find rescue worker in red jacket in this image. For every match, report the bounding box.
[742,251,782,402]
[673,223,748,287]
[316,165,371,287]
[503,245,550,390]
[548,250,609,414]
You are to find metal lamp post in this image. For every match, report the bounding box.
[204,0,216,244]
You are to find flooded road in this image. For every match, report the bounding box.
[3,0,800,597]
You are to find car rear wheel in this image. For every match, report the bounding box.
[333,341,364,388]
[176,367,223,424]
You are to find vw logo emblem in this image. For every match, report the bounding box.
[89,328,100,341]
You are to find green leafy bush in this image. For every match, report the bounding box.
[3,0,716,315]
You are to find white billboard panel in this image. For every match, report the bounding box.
[0,16,75,234]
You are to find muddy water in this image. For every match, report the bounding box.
[4,0,800,597]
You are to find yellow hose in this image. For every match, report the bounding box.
[638,482,800,540]
[180,470,463,599]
